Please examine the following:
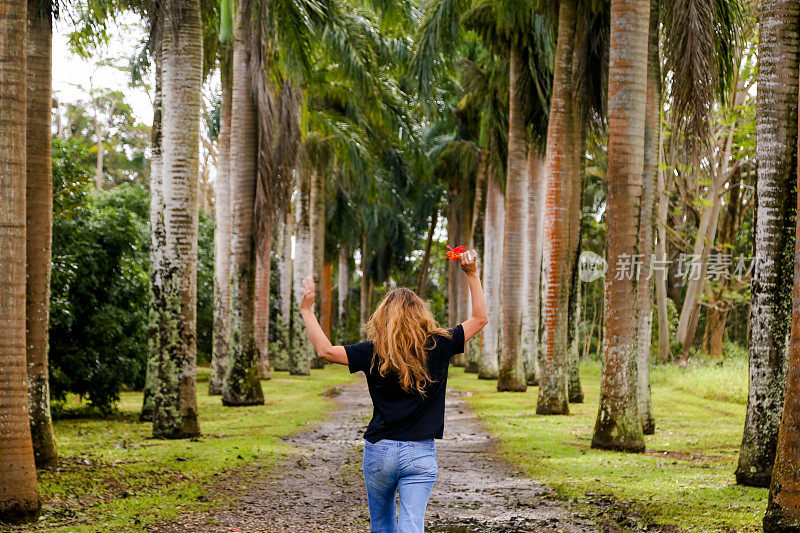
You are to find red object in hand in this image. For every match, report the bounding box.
[446,245,467,261]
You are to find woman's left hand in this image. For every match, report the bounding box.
[301,276,316,311]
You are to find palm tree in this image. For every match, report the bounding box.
[736,0,799,487]
[25,0,57,467]
[151,0,203,438]
[290,167,314,375]
[590,0,649,452]
[0,0,42,521]
[635,0,660,435]
[537,0,576,412]
[480,165,504,379]
[209,43,232,396]
[273,209,293,370]
[521,150,543,385]
[255,238,272,379]
[224,3,269,402]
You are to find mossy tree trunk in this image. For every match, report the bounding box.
[25,0,57,467]
[737,0,799,488]
[151,0,202,438]
[538,0,575,413]
[223,9,265,405]
[591,0,649,453]
[290,170,313,375]
[209,45,232,395]
[255,234,272,379]
[273,209,292,371]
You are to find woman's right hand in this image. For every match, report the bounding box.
[458,250,478,277]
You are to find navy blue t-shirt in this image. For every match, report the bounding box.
[345,324,465,444]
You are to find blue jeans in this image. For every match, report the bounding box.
[362,439,438,533]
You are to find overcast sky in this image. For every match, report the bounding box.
[53,15,154,126]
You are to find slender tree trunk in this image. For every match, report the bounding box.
[337,246,348,342]
[737,0,799,487]
[537,1,575,411]
[591,0,649,452]
[764,80,800,529]
[141,42,163,421]
[521,150,544,385]
[0,0,41,521]
[223,10,265,404]
[416,210,438,298]
[655,143,671,362]
[479,174,504,379]
[498,44,528,391]
[272,209,292,371]
[321,261,332,336]
[566,117,585,404]
[151,0,202,437]
[254,233,272,379]
[209,46,232,395]
[360,233,369,340]
[93,103,103,189]
[309,168,325,369]
[636,0,660,434]
[25,0,56,467]
[290,172,313,374]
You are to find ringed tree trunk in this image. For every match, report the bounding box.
[320,261,332,336]
[737,0,799,487]
[290,170,313,375]
[416,209,438,298]
[537,0,576,412]
[26,0,57,467]
[636,0,660,434]
[655,145,671,362]
[479,173,504,379]
[591,0,649,453]
[309,168,325,369]
[497,44,528,392]
[0,0,42,521]
[359,233,370,340]
[141,42,163,422]
[272,208,292,371]
[209,47,232,395]
[521,150,544,385]
[566,115,585,404]
[152,0,202,438]
[764,83,800,528]
[337,246,349,342]
[465,153,488,374]
[254,235,272,379]
[223,12,266,404]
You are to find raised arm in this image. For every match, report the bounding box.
[457,250,489,341]
[299,277,349,365]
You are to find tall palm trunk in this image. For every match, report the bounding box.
[290,173,313,375]
[254,234,271,379]
[655,146,671,362]
[337,246,349,341]
[273,209,292,370]
[223,10,265,405]
[416,210,438,298]
[591,0,649,452]
[479,174,504,379]
[25,0,56,467]
[636,0,660,434]
[360,233,369,340]
[521,150,544,385]
[320,261,332,336]
[764,94,800,529]
[141,42,163,422]
[209,47,232,395]
[566,115,585,404]
[309,168,325,368]
[737,0,799,487]
[151,0,202,437]
[0,0,41,521]
[497,44,527,392]
[537,0,576,412]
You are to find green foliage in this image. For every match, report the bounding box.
[50,139,150,412]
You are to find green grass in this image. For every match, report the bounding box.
[23,365,357,532]
[448,359,766,532]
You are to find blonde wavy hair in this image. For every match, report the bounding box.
[365,287,451,395]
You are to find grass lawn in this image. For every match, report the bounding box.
[448,359,766,532]
[17,365,357,533]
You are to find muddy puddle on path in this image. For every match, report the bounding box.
[155,379,648,533]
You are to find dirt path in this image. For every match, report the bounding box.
[155,379,628,532]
